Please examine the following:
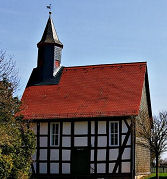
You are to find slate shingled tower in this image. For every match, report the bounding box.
[30,14,63,84]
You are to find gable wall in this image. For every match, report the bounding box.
[135,80,151,176]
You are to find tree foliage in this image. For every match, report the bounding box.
[0,50,18,91]
[0,51,36,179]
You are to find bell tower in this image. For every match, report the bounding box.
[37,12,63,81]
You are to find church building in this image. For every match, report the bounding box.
[21,13,152,179]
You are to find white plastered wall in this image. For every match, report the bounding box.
[74,121,88,147]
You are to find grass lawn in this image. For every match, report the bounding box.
[145,173,167,178]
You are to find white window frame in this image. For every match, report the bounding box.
[109,121,119,146]
[50,122,60,146]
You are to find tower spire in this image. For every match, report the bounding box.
[36,10,63,81]
[37,13,63,48]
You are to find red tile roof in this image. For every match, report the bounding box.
[21,62,147,119]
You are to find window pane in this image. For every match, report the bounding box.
[52,135,55,145]
[115,134,118,145]
[111,123,114,133]
[111,134,114,145]
[52,124,55,135]
[115,123,118,133]
[114,123,116,133]
[55,135,58,145]
[56,124,59,134]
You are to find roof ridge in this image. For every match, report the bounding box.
[63,61,147,69]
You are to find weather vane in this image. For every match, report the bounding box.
[46,4,52,15]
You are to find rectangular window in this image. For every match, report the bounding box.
[109,121,119,146]
[50,123,59,146]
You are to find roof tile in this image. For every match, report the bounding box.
[21,62,146,119]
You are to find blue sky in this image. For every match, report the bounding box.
[1,0,167,117]
[1,0,167,159]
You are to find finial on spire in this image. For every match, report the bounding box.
[46,4,52,15]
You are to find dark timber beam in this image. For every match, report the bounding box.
[113,123,132,173]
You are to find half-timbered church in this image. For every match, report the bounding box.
[21,13,152,179]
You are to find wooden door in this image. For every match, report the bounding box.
[71,148,90,175]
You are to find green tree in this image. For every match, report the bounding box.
[0,51,36,179]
